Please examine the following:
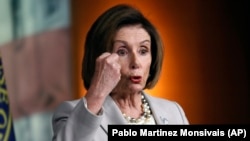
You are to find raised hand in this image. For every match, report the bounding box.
[85,52,121,114]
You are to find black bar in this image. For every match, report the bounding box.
[108,125,249,140]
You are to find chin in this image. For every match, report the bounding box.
[129,85,144,93]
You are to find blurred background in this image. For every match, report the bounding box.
[0,0,249,141]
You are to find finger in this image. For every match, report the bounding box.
[98,52,111,60]
[109,53,119,61]
[106,53,119,64]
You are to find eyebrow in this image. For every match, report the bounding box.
[140,40,151,45]
[113,40,151,44]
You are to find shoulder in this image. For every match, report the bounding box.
[143,92,189,124]
[143,92,186,114]
[143,92,178,106]
[53,99,82,117]
[57,99,81,109]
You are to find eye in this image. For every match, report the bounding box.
[139,47,149,55]
[117,48,128,56]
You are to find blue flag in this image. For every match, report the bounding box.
[0,55,16,141]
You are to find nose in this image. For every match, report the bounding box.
[130,53,140,69]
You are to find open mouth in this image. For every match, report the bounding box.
[130,76,142,83]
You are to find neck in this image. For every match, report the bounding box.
[112,91,143,118]
[122,93,152,123]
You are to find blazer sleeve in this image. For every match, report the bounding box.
[52,98,103,141]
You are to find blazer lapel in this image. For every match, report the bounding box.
[99,92,170,134]
[143,93,170,125]
[100,95,127,133]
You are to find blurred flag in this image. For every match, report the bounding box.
[0,0,71,140]
[0,54,16,141]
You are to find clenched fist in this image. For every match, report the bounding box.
[85,52,121,114]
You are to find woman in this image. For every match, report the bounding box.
[52,4,189,141]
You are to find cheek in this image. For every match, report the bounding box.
[144,64,151,77]
[144,62,151,79]
[144,59,152,72]
[118,60,129,74]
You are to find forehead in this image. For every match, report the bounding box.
[114,24,150,40]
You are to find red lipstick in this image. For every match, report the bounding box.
[130,76,142,83]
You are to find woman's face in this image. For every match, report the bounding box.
[112,24,152,93]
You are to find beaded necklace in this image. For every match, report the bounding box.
[122,94,152,124]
